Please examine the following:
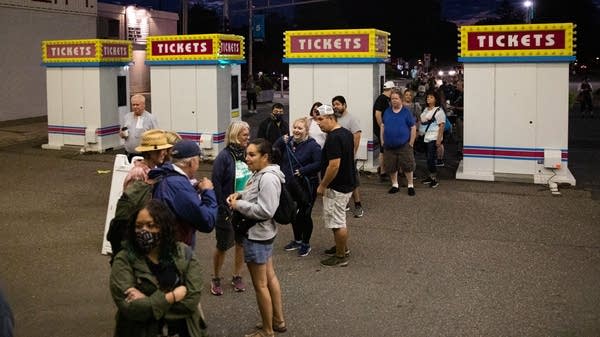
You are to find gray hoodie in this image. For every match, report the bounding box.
[236,164,285,241]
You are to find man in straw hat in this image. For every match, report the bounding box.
[120,94,159,161]
[150,140,217,249]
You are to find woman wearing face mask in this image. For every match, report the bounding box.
[109,199,205,337]
[227,139,286,337]
[274,117,321,257]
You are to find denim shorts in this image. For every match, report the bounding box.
[243,237,274,264]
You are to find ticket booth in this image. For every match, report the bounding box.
[284,29,390,171]
[456,23,576,186]
[41,39,132,152]
[146,34,245,159]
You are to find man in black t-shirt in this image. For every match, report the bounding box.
[315,104,355,267]
[374,81,395,180]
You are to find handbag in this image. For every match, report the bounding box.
[230,210,258,236]
[284,141,313,206]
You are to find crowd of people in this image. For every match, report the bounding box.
[107,75,467,335]
[107,91,370,336]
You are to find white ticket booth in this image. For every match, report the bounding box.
[284,29,390,171]
[41,39,132,152]
[455,23,576,186]
[146,34,245,159]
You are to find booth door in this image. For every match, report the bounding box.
[61,68,86,146]
[170,66,199,139]
[493,64,537,175]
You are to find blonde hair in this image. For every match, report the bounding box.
[293,117,309,131]
[225,120,250,146]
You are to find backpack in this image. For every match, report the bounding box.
[273,179,297,225]
[106,180,153,263]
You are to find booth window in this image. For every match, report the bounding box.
[231,75,239,110]
[117,76,127,107]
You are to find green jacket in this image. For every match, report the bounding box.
[109,242,203,337]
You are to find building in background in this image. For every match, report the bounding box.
[0,0,178,122]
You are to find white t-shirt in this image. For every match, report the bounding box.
[420,107,446,143]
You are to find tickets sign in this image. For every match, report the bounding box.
[459,23,575,62]
[42,39,132,64]
[284,29,390,62]
[146,34,244,63]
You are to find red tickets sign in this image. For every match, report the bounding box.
[45,43,96,59]
[102,44,129,58]
[220,40,242,55]
[290,34,370,53]
[467,30,565,51]
[151,40,214,56]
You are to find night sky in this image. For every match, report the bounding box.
[443,0,600,25]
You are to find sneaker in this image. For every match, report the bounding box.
[210,277,223,296]
[353,205,364,218]
[421,177,433,185]
[388,186,399,194]
[284,240,301,251]
[436,159,445,167]
[430,179,439,188]
[408,187,416,196]
[345,205,351,211]
[324,246,350,257]
[298,243,311,257]
[320,255,349,267]
[231,276,246,292]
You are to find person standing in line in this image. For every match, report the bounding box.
[381,89,417,196]
[122,129,173,190]
[210,121,252,296]
[120,94,159,161]
[315,104,355,267]
[246,75,258,114]
[109,200,205,337]
[373,81,395,182]
[257,103,289,145]
[274,117,322,257]
[579,78,594,118]
[332,95,363,218]
[419,91,446,188]
[149,140,217,249]
[227,139,286,337]
[307,102,327,148]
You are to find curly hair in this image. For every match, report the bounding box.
[127,199,178,264]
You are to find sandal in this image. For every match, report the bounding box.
[255,318,287,333]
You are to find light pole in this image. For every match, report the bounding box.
[248,0,253,77]
[524,1,534,24]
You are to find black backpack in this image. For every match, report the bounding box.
[273,179,297,225]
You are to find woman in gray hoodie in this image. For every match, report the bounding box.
[227,138,286,337]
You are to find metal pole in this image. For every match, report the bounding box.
[248,0,253,77]
[223,0,229,32]
[182,0,188,34]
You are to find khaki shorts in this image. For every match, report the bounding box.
[383,143,416,174]
[322,188,352,229]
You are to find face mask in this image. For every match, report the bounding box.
[273,114,282,121]
[135,229,160,253]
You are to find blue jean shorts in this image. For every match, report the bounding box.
[243,238,274,264]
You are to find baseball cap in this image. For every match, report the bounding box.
[383,80,396,89]
[171,140,201,159]
[316,104,335,116]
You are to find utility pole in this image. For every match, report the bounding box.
[248,0,253,77]
[181,0,188,34]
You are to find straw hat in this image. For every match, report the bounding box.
[135,129,173,152]
[164,131,183,145]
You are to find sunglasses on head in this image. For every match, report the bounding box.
[312,109,320,116]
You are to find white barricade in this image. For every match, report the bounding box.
[100,154,141,255]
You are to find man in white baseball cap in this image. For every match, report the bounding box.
[374,80,396,181]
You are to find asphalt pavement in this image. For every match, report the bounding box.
[0,93,599,337]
